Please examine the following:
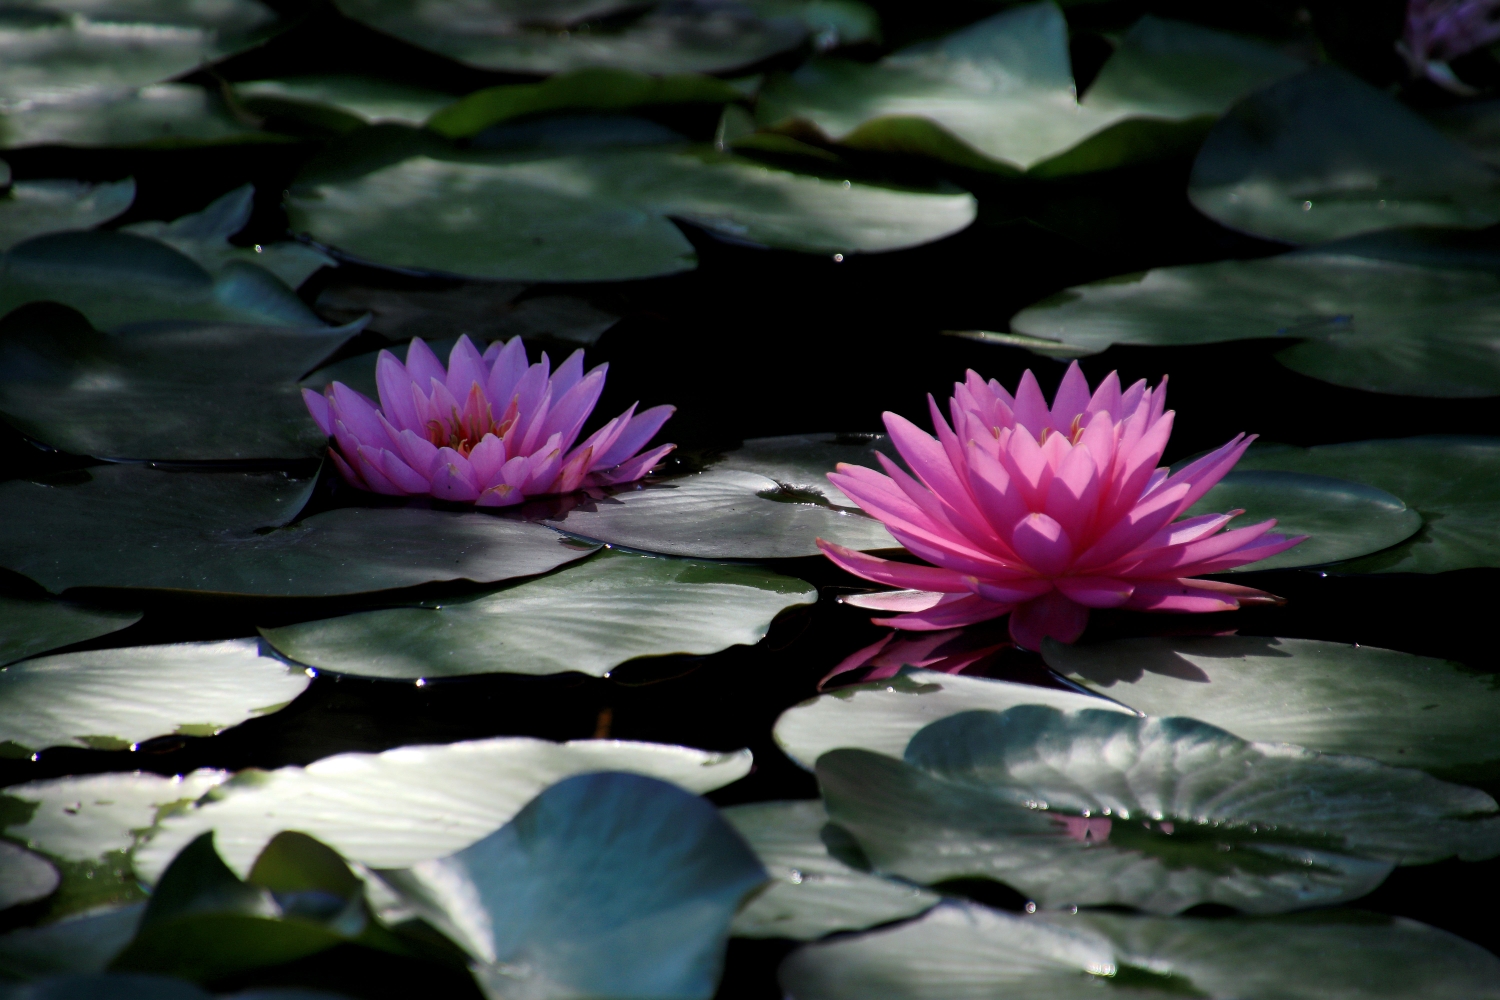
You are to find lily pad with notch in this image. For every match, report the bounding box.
[0,596,140,668]
[708,432,901,508]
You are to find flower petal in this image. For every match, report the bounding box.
[1008,590,1088,650]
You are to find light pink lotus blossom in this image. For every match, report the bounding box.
[1399,0,1500,92]
[302,336,674,505]
[817,363,1304,651]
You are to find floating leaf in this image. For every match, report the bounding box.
[1043,635,1500,786]
[0,175,134,251]
[333,0,809,75]
[708,433,900,508]
[821,707,1500,914]
[286,126,976,281]
[536,468,898,559]
[1234,437,1500,572]
[0,841,59,910]
[756,7,1299,175]
[132,737,753,882]
[0,463,597,597]
[382,772,766,998]
[775,670,1126,770]
[1008,249,1500,397]
[0,85,271,150]
[0,904,144,978]
[1189,66,1500,243]
[0,308,356,461]
[235,75,457,129]
[0,639,309,755]
[0,597,139,668]
[723,799,937,940]
[261,548,816,680]
[0,973,219,999]
[779,899,1500,1000]
[1185,470,1421,570]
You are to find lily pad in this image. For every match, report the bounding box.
[132,737,753,882]
[779,899,1500,1000]
[0,639,309,755]
[0,903,145,978]
[286,127,977,281]
[0,597,139,668]
[1233,437,1500,573]
[1189,66,1500,243]
[0,85,269,150]
[537,468,898,558]
[0,842,59,910]
[1008,250,1500,397]
[774,670,1127,771]
[0,309,357,461]
[333,0,809,75]
[1184,470,1421,570]
[1043,636,1500,787]
[261,548,816,680]
[0,176,134,251]
[235,75,457,129]
[723,799,938,940]
[820,707,1500,913]
[756,6,1300,175]
[310,284,618,349]
[381,772,766,998]
[0,463,599,597]
[708,433,899,508]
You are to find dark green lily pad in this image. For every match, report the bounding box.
[285,126,976,281]
[0,596,139,668]
[820,707,1500,914]
[0,176,134,251]
[0,85,270,150]
[134,738,752,881]
[723,799,938,940]
[379,772,766,998]
[0,463,598,597]
[0,903,144,978]
[0,638,309,754]
[0,307,356,460]
[537,468,897,559]
[261,548,816,680]
[235,75,456,129]
[1043,635,1500,786]
[1233,437,1500,572]
[1189,66,1500,243]
[0,841,58,910]
[1185,470,1421,571]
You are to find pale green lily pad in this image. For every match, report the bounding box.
[286,128,976,281]
[0,841,58,910]
[779,900,1500,1000]
[821,707,1500,914]
[0,85,269,150]
[1043,636,1500,786]
[0,310,356,460]
[132,737,753,882]
[0,638,309,754]
[723,799,938,940]
[0,596,139,668]
[709,432,899,508]
[756,6,1299,174]
[773,670,1129,770]
[261,548,816,680]
[537,468,898,559]
[235,75,456,129]
[333,0,808,75]
[1189,66,1500,244]
[0,463,597,597]
[1185,470,1421,571]
[381,772,766,999]
[0,176,134,251]
[1234,437,1500,573]
[1008,250,1500,397]
[0,903,145,978]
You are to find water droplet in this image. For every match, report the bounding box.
[415,678,427,687]
[1301,201,1313,211]
[788,869,804,884]
[832,253,844,262]
[1024,901,1037,913]
[253,244,264,252]
[841,180,851,189]
[304,668,318,678]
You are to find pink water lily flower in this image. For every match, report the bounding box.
[302,335,674,505]
[817,363,1304,650]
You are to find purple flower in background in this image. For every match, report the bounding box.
[303,336,674,505]
[1400,0,1500,92]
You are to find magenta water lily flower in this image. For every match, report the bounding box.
[1399,0,1500,92]
[818,363,1305,651]
[302,336,674,505]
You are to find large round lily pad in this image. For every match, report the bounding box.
[0,842,59,911]
[1043,635,1500,786]
[0,463,598,597]
[1233,437,1500,573]
[0,596,139,668]
[286,128,977,281]
[1185,470,1421,571]
[723,799,938,940]
[537,468,898,559]
[0,639,309,755]
[0,309,356,461]
[132,737,753,881]
[708,432,900,508]
[1189,66,1500,243]
[820,707,1500,914]
[0,85,269,150]
[0,176,134,251]
[261,548,816,680]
